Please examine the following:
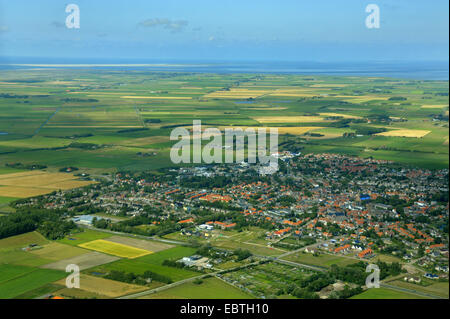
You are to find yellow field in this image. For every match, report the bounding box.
[342,96,388,103]
[79,239,152,258]
[54,274,148,298]
[205,88,270,99]
[242,107,288,110]
[375,129,431,138]
[252,116,327,123]
[120,96,192,99]
[40,180,94,190]
[319,113,362,119]
[218,126,321,135]
[421,104,448,109]
[0,171,96,198]
[0,186,58,198]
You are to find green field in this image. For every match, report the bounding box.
[143,277,254,299]
[282,252,358,268]
[57,229,112,246]
[0,264,66,299]
[87,246,199,282]
[0,196,17,204]
[0,70,447,174]
[386,280,449,298]
[350,287,428,299]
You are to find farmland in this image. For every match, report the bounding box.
[0,69,447,174]
[350,287,429,299]
[0,264,66,299]
[79,239,152,259]
[0,68,448,300]
[142,277,254,299]
[0,170,95,198]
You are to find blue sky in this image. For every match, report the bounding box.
[0,0,448,62]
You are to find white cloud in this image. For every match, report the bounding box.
[138,18,188,33]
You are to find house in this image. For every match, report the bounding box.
[424,273,439,280]
[304,247,318,254]
[334,244,351,254]
[358,248,373,259]
[403,276,421,284]
[198,224,213,231]
[72,215,100,226]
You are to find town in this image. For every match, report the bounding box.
[10,152,448,299]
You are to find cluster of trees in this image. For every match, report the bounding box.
[105,270,172,285]
[233,249,252,261]
[180,176,232,189]
[0,208,75,240]
[117,128,149,134]
[277,284,319,299]
[144,119,162,123]
[5,163,47,170]
[38,220,77,240]
[162,259,202,272]
[329,285,363,299]
[60,98,98,103]
[388,96,407,101]
[68,143,101,150]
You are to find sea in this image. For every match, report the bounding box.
[0,58,448,81]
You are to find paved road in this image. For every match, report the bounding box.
[117,260,262,299]
[84,226,445,300]
[380,282,446,300]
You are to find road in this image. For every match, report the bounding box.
[84,225,445,299]
[117,260,262,299]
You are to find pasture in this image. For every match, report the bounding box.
[0,264,66,299]
[282,252,357,268]
[41,251,120,271]
[142,277,254,299]
[0,69,447,174]
[54,274,148,298]
[350,287,428,299]
[87,246,199,282]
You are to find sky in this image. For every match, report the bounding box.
[0,0,448,62]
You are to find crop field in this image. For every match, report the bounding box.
[0,170,95,198]
[252,116,328,124]
[58,229,113,246]
[0,69,446,172]
[142,277,254,299]
[87,246,199,282]
[79,239,152,259]
[375,129,431,138]
[0,264,66,299]
[386,280,449,299]
[104,235,173,252]
[350,287,428,299]
[28,242,88,261]
[0,231,49,250]
[53,274,148,298]
[282,252,358,268]
[221,262,317,299]
[41,251,120,271]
